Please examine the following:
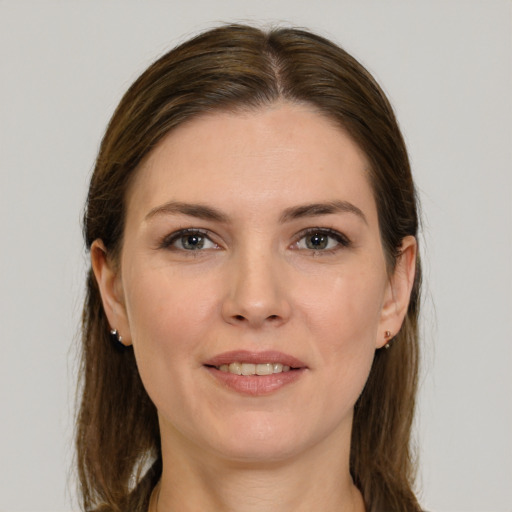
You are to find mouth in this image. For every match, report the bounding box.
[203,350,307,395]
[213,362,293,375]
[204,350,307,372]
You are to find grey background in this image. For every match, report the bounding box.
[1,1,511,510]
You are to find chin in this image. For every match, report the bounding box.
[199,412,323,465]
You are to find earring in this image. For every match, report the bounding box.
[384,330,392,350]
[110,328,123,345]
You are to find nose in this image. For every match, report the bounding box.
[221,247,292,328]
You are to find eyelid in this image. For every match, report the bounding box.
[292,227,352,251]
[159,228,219,250]
[158,226,351,252]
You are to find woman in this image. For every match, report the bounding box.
[77,24,422,512]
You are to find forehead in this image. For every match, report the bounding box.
[126,103,377,224]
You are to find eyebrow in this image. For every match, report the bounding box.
[144,199,367,225]
[145,201,230,223]
[279,200,368,225]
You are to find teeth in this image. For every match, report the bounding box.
[241,363,256,376]
[256,363,273,375]
[217,362,292,376]
[273,363,283,373]
[229,362,242,375]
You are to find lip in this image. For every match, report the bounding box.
[204,350,307,368]
[204,350,308,396]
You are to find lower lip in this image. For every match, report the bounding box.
[205,367,306,396]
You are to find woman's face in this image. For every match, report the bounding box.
[95,103,414,464]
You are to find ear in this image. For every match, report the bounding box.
[90,239,132,346]
[377,235,417,348]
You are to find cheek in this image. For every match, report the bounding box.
[300,265,386,347]
[122,266,219,400]
[125,264,216,344]
[297,266,386,391]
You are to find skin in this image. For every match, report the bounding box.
[92,102,416,512]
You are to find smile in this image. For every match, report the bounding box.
[204,350,307,395]
[217,362,292,375]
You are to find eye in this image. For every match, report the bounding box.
[161,229,218,251]
[294,228,350,252]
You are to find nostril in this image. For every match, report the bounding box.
[231,313,279,323]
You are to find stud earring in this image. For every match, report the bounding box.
[110,328,123,345]
[384,330,392,350]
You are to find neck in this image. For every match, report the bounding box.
[154,425,365,512]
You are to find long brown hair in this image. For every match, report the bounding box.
[77,24,422,512]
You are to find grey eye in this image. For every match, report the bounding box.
[179,234,206,250]
[164,230,218,251]
[305,233,329,250]
[296,230,343,251]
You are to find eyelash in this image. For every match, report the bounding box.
[159,228,218,251]
[293,228,352,254]
[159,227,351,254]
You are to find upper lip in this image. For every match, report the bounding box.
[204,350,307,369]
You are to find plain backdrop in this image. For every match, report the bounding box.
[1,1,511,511]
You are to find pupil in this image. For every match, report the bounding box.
[183,235,204,250]
[307,233,328,249]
